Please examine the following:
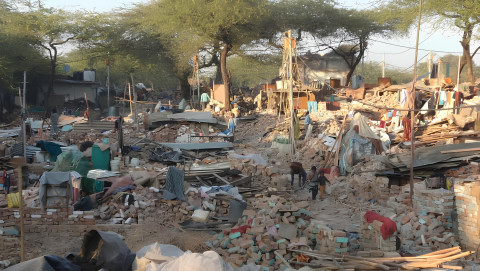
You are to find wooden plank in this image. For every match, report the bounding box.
[230,175,252,187]
[213,173,230,185]
[195,176,210,186]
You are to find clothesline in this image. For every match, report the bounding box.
[356,100,480,112]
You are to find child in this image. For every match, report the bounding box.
[307,166,319,200]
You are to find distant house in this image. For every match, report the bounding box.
[298,51,350,87]
[37,70,103,109]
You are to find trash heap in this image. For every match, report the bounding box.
[208,195,355,269]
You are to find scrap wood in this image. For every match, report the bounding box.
[212,173,230,185]
[288,249,390,270]
[288,248,473,270]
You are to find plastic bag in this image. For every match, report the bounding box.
[7,192,20,208]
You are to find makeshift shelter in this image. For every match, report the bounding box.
[39,171,81,208]
[339,113,389,175]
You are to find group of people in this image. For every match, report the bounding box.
[290,162,330,201]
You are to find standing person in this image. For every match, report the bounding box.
[50,108,59,136]
[307,166,319,200]
[200,91,210,111]
[290,162,307,187]
[304,111,312,138]
[318,170,331,200]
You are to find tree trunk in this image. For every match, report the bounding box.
[459,27,475,83]
[220,44,232,110]
[44,58,56,115]
[179,72,191,99]
[460,46,475,83]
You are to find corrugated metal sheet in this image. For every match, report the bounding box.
[160,142,233,150]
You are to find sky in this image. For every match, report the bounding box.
[43,0,478,72]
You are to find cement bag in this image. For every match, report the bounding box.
[148,251,234,271]
[7,193,20,208]
[133,243,184,271]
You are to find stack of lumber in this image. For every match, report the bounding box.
[288,246,473,270]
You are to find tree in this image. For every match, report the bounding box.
[0,0,49,116]
[228,54,281,87]
[313,9,396,86]
[9,4,83,111]
[137,0,269,109]
[378,0,480,83]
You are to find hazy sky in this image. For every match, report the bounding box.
[43,0,476,72]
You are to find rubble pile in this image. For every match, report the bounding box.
[367,91,399,109]
[208,195,357,269]
[360,213,397,253]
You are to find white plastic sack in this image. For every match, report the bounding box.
[147,251,233,271]
[133,243,185,271]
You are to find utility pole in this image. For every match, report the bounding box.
[409,0,423,204]
[382,54,385,78]
[22,71,27,163]
[107,54,110,109]
[288,30,295,156]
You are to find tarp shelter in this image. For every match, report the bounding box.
[39,171,81,208]
[339,113,389,175]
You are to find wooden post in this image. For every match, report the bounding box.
[22,72,27,162]
[84,92,90,121]
[130,74,138,130]
[128,82,133,115]
[288,30,295,156]
[18,166,25,262]
[409,0,423,204]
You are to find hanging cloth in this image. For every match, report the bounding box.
[402,117,411,141]
[308,101,318,113]
[438,90,445,106]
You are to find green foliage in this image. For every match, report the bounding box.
[0,0,48,93]
[359,61,413,85]
[228,55,281,87]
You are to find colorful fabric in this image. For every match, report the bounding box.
[364,211,397,240]
[438,90,445,106]
[200,93,210,102]
[307,101,318,113]
[94,180,104,193]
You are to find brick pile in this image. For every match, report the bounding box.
[96,186,235,226]
[360,214,397,252]
[387,188,458,252]
[413,188,455,222]
[453,179,480,250]
[208,195,352,270]
[0,208,95,226]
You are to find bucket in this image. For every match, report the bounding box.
[110,159,120,172]
[130,158,140,167]
[108,106,119,117]
[92,145,111,170]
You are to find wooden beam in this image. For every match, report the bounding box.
[195,176,210,186]
[213,173,230,185]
